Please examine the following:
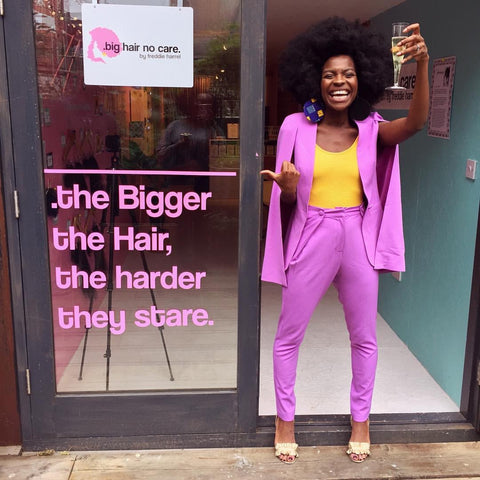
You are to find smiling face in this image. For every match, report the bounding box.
[321,55,358,113]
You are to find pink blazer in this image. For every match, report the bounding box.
[262,111,405,287]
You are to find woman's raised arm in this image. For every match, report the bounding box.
[378,23,430,147]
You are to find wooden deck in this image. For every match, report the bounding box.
[1,442,480,479]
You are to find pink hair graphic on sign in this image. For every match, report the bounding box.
[87,27,121,63]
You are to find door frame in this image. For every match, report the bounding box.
[0,0,36,445]
[461,201,480,432]
[0,9,21,445]
[5,0,267,450]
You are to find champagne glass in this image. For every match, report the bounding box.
[386,22,409,90]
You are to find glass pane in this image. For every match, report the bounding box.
[34,0,240,392]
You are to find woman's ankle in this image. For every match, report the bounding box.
[275,416,295,443]
[350,418,370,443]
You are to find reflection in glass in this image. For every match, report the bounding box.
[34,0,240,393]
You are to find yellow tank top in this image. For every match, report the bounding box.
[308,138,363,208]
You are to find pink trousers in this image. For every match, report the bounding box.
[274,205,379,422]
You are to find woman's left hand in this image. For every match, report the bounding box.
[397,23,429,64]
[379,22,430,146]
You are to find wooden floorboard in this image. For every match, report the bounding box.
[0,454,75,480]
[1,442,479,480]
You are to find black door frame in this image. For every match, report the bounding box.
[0,0,38,445]
[461,201,480,432]
[4,0,267,450]
[0,2,23,446]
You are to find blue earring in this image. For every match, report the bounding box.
[303,98,324,123]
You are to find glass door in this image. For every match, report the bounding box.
[39,0,240,396]
[8,0,265,447]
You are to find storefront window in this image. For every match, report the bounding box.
[34,0,240,392]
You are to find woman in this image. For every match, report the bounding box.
[261,17,429,464]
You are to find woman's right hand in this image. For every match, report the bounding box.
[261,161,300,201]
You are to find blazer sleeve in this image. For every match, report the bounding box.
[261,115,298,286]
[374,112,405,272]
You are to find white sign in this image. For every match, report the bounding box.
[428,57,456,139]
[376,62,417,110]
[82,4,193,87]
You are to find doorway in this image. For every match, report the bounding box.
[258,0,472,428]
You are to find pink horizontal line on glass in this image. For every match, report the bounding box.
[44,169,237,177]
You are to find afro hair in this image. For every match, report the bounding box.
[279,17,392,108]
